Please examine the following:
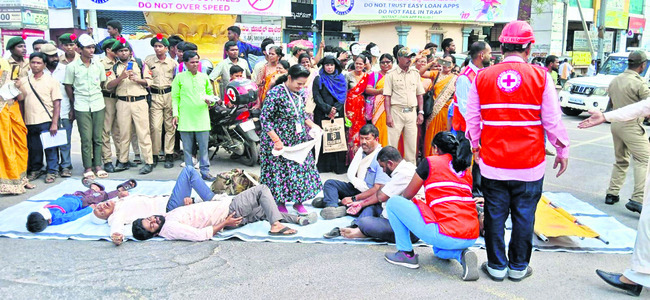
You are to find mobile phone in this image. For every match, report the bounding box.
[440,60,452,68]
[126,61,133,71]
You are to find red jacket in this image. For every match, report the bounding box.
[452,66,477,132]
[415,154,479,240]
[475,61,547,169]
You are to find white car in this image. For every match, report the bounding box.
[558,51,650,116]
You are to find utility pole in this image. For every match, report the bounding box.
[575,0,595,57]
[597,0,607,66]
[561,0,568,56]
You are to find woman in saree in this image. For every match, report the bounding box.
[345,54,370,162]
[256,45,284,107]
[364,53,394,147]
[420,55,457,157]
[299,53,318,121]
[0,95,33,195]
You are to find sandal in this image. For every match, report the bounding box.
[83,171,96,180]
[60,168,72,178]
[268,226,297,236]
[116,179,137,191]
[44,173,56,184]
[95,169,109,178]
[24,182,36,189]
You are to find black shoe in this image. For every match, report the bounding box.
[596,269,642,296]
[481,262,506,282]
[605,194,620,205]
[311,197,325,208]
[201,173,216,181]
[323,227,341,239]
[139,164,154,175]
[625,200,643,214]
[103,162,115,173]
[164,154,174,169]
[114,162,129,172]
[152,156,158,168]
[126,161,138,168]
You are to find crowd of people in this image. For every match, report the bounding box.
[3,19,650,295]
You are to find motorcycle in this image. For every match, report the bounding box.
[208,79,260,166]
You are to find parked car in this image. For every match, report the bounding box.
[558,51,650,116]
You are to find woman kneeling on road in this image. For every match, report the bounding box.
[384,131,480,281]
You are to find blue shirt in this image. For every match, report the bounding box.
[45,195,93,226]
[363,150,391,188]
[224,41,263,72]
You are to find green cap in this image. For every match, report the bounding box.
[111,38,130,52]
[6,36,25,50]
[628,50,648,64]
[101,38,117,52]
[58,33,76,45]
[150,33,169,47]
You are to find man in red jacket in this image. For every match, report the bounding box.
[465,21,570,282]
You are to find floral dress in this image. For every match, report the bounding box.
[260,84,322,204]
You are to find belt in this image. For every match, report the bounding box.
[117,96,146,102]
[102,91,116,98]
[399,106,415,113]
[150,87,172,94]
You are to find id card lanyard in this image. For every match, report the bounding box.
[282,83,303,133]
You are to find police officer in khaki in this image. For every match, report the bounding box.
[99,38,121,173]
[383,47,425,164]
[105,38,155,174]
[604,50,650,214]
[145,34,178,169]
[6,35,29,78]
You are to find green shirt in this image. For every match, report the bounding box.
[172,71,214,132]
[63,58,106,112]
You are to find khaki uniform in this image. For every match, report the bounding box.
[607,69,650,203]
[383,67,425,164]
[8,56,30,79]
[59,52,79,66]
[100,56,121,164]
[108,57,154,165]
[145,54,178,156]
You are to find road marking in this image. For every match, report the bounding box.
[568,156,612,166]
[569,135,612,148]
[545,181,602,198]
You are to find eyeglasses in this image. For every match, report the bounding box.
[380,61,392,65]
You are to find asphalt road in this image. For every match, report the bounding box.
[0,113,644,299]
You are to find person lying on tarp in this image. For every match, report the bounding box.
[26,180,130,233]
[130,181,319,242]
[323,146,419,244]
[92,166,267,246]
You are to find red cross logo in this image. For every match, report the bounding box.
[227,88,237,101]
[497,70,522,93]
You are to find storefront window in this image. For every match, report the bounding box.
[629,0,644,14]
[569,0,593,8]
[430,34,441,46]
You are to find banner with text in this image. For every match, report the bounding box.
[77,0,291,16]
[316,0,520,22]
[235,23,282,47]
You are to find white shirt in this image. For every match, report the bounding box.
[380,160,425,218]
[44,63,71,119]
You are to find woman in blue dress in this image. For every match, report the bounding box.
[260,65,322,215]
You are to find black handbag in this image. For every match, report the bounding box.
[422,71,439,120]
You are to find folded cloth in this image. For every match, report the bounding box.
[272,127,322,165]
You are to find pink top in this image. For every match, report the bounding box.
[465,56,570,181]
[158,200,232,242]
[366,72,384,88]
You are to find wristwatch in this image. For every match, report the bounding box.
[418,110,424,115]
[352,196,357,201]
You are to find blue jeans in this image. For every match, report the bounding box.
[26,122,59,174]
[58,118,73,170]
[322,179,360,207]
[179,131,210,175]
[482,176,543,271]
[166,166,216,212]
[386,196,476,262]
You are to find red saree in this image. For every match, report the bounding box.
[345,72,369,162]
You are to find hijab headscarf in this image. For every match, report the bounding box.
[317,56,346,103]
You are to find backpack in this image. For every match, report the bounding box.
[210,169,260,195]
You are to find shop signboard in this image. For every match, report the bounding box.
[571,51,592,66]
[573,31,614,53]
[629,16,645,34]
[22,7,47,30]
[77,0,291,16]
[235,22,282,47]
[316,0,520,22]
